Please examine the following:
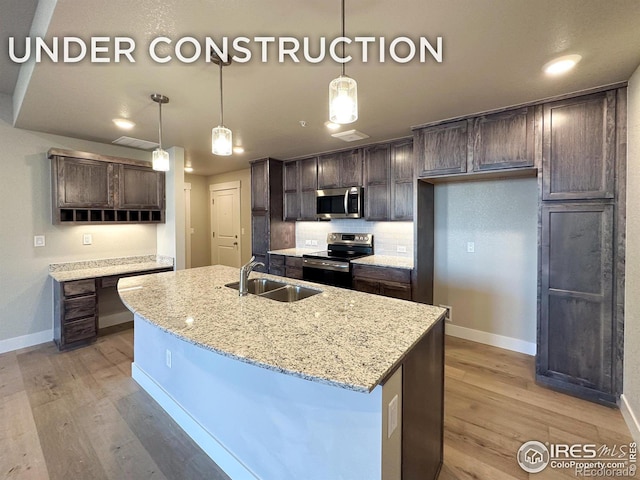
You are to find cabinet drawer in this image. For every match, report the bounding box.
[353,278,380,295]
[285,256,303,268]
[352,264,411,283]
[379,281,412,300]
[285,267,303,280]
[64,317,97,344]
[270,255,285,267]
[63,279,96,297]
[64,295,97,321]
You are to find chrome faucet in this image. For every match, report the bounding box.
[239,256,265,296]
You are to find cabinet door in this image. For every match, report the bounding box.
[300,191,317,221]
[283,162,298,193]
[415,120,469,177]
[472,107,534,171]
[283,161,300,220]
[283,192,300,221]
[340,150,363,187]
[299,157,318,191]
[251,213,269,256]
[364,144,390,221]
[538,203,614,398]
[542,91,616,200]
[56,157,114,208]
[118,165,164,209]
[317,154,341,189]
[391,140,414,221]
[251,160,269,211]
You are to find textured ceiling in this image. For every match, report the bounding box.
[4,0,640,175]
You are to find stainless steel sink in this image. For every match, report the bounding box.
[225,279,321,302]
[225,278,287,294]
[259,284,322,302]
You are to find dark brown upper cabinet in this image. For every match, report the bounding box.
[317,149,362,188]
[54,157,115,209]
[472,107,535,171]
[542,91,616,201]
[49,149,165,225]
[283,157,318,221]
[390,140,414,221]
[118,164,164,210]
[251,159,269,211]
[364,144,391,221]
[415,120,470,177]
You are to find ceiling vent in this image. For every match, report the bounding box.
[112,136,159,150]
[331,129,370,142]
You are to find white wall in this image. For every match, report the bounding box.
[184,173,211,268]
[433,178,538,349]
[623,64,640,441]
[0,94,158,345]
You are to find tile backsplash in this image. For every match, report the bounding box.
[295,220,414,257]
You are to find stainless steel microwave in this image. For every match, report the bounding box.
[316,187,363,219]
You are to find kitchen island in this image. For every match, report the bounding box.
[118,265,445,480]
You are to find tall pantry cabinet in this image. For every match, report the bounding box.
[536,89,626,406]
[250,158,295,272]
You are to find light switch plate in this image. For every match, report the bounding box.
[397,245,407,253]
[305,240,312,246]
[83,233,93,245]
[311,240,318,246]
[34,235,45,247]
[467,241,475,253]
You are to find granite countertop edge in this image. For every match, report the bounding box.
[49,255,174,282]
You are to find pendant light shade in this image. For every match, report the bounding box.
[329,75,358,124]
[329,0,358,125]
[150,93,170,171]
[212,126,232,156]
[212,54,232,156]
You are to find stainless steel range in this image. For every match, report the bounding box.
[302,233,373,288]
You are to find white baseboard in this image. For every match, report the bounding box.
[620,394,640,444]
[0,329,52,354]
[132,363,259,480]
[445,323,536,356]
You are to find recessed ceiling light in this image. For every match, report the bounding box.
[112,118,135,129]
[543,54,582,76]
[184,166,194,173]
[324,121,340,131]
[233,146,245,154]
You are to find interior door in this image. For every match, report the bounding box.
[210,184,241,267]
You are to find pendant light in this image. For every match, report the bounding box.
[151,93,170,171]
[211,54,232,156]
[329,0,358,125]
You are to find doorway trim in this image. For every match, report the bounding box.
[184,182,192,269]
[209,181,242,267]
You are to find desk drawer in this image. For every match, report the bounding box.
[64,317,97,344]
[63,279,96,297]
[64,295,96,321]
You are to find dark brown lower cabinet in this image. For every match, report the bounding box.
[537,202,617,405]
[268,254,303,279]
[269,254,285,276]
[352,264,412,300]
[54,279,98,350]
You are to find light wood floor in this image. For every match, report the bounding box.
[0,328,633,480]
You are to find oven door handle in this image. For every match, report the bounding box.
[303,258,350,272]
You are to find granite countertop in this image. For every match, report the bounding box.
[351,255,414,270]
[49,255,174,282]
[117,265,444,393]
[267,248,321,257]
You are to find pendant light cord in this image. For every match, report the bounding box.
[219,61,224,126]
[341,0,345,77]
[158,101,163,150]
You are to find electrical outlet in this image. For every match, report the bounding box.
[467,241,475,253]
[388,395,398,438]
[33,235,45,247]
[165,349,172,368]
[439,304,453,323]
[83,233,93,245]
[305,239,312,246]
[311,240,318,246]
[396,245,407,253]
